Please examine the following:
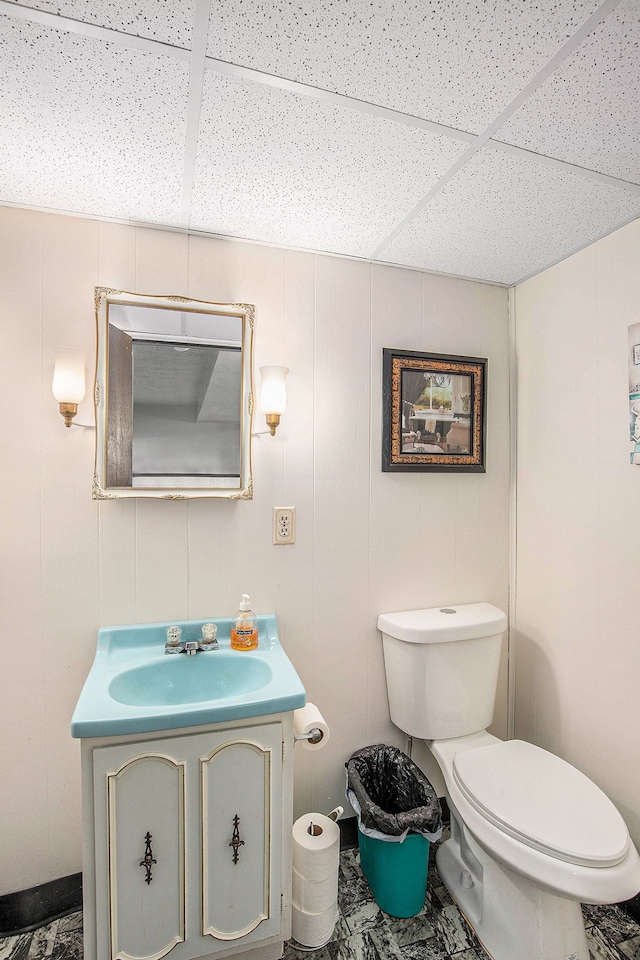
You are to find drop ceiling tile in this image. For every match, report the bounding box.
[189,71,467,255]
[207,0,602,134]
[494,0,640,184]
[3,0,195,47]
[0,16,189,224]
[376,148,640,284]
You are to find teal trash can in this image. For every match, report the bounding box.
[346,744,442,919]
[358,830,430,918]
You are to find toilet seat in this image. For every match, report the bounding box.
[452,739,629,868]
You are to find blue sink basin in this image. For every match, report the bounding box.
[109,653,273,707]
[71,615,306,738]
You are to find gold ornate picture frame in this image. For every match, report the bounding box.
[382,348,487,473]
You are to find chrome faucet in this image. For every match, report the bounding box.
[164,623,219,655]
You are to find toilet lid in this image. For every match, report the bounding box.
[452,740,630,867]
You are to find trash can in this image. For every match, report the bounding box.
[346,744,442,918]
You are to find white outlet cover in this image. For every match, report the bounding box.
[273,507,295,544]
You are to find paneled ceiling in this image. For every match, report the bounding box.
[1,0,639,284]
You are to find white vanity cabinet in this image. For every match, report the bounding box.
[81,714,294,960]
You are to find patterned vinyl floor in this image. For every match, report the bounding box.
[1,845,639,960]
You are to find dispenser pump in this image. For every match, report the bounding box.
[240,594,251,611]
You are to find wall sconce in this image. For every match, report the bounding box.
[259,366,288,436]
[52,349,86,427]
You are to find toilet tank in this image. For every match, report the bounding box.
[378,603,507,740]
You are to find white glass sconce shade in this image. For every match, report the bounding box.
[259,366,288,435]
[52,349,86,427]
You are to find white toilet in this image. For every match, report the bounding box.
[378,602,640,960]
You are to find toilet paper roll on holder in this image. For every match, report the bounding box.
[293,703,329,749]
[295,727,324,745]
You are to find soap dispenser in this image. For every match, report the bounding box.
[230,594,259,650]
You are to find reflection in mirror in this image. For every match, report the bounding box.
[94,289,254,500]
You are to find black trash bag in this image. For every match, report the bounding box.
[346,744,442,842]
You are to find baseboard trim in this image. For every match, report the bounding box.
[338,815,358,849]
[619,892,640,925]
[0,873,82,938]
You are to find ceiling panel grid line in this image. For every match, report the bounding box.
[204,58,476,145]
[485,140,640,196]
[370,0,627,258]
[0,0,192,58]
[376,146,640,284]
[493,0,640,186]
[205,36,640,199]
[207,0,611,132]
[180,0,212,225]
[188,70,470,257]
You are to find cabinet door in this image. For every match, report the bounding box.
[201,723,282,950]
[92,721,284,960]
[93,746,186,960]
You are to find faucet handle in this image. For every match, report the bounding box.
[165,625,184,654]
[200,622,219,650]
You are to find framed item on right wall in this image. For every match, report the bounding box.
[382,348,487,473]
[628,321,640,465]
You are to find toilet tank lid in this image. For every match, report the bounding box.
[377,602,507,643]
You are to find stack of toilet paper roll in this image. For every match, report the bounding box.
[291,813,340,948]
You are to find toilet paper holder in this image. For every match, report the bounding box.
[293,704,329,749]
[295,727,324,745]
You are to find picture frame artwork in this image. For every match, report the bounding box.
[382,348,487,473]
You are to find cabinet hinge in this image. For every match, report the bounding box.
[281,893,284,914]
[282,740,286,762]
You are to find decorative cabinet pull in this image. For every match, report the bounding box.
[229,815,245,864]
[139,831,157,884]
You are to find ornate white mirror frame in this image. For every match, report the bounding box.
[93,288,254,500]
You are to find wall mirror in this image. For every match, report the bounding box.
[93,288,254,499]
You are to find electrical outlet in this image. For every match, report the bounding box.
[273,507,295,544]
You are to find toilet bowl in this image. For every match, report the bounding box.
[378,603,640,960]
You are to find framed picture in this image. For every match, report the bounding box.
[382,348,487,473]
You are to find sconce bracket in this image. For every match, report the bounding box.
[59,402,78,428]
[265,413,281,436]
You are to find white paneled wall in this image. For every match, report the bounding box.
[514,216,640,851]
[0,207,510,896]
